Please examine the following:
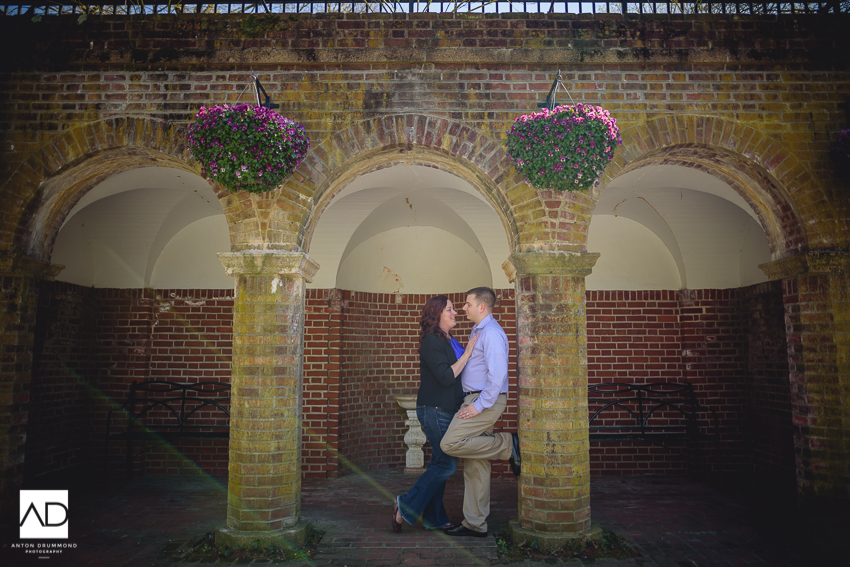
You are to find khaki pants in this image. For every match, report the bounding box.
[440,392,512,533]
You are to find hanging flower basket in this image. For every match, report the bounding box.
[831,129,850,179]
[188,103,310,194]
[505,103,621,192]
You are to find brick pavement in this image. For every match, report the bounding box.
[2,469,845,566]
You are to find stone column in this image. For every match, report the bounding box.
[760,251,850,502]
[0,253,62,538]
[215,251,319,548]
[503,251,602,551]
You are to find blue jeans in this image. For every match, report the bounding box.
[397,406,457,528]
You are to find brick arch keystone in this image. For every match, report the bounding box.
[604,115,818,258]
[0,117,232,262]
[283,113,560,255]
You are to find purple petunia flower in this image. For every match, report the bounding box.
[503,101,620,191]
[188,103,310,193]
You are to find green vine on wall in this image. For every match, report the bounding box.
[240,14,281,39]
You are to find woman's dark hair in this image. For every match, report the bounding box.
[419,295,451,351]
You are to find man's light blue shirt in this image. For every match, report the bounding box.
[460,313,509,414]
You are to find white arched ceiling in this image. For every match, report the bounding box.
[308,165,511,293]
[587,216,682,290]
[588,164,771,290]
[51,167,231,289]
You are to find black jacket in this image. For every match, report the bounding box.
[417,333,464,411]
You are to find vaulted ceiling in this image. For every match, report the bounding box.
[50,163,769,292]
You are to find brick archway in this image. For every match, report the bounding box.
[607,115,812,258]
[289,113,551,255]
[0,117,230,262]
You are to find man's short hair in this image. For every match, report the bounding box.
[466,287,496,310]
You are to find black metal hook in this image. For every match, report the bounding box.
[253,73,279,110]
[537,70,575,110]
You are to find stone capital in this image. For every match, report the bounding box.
[218,251,320,282]
[502,252,600,283]
[0,253,64,281]
[759,250,850,281]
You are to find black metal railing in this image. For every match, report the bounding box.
[1,1,847,16]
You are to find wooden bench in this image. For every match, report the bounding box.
[104,380,231,475]
[588,382,720,470]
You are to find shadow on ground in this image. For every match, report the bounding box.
[2,469,847,566]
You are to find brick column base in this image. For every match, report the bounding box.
[503,251,601,551]
[0,253,62,538]
[215,251,319,548]
[760,251,850,502]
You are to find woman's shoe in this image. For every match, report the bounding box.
[392,497,403,533]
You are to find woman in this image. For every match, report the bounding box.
[392,295,478,532]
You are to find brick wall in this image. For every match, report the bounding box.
[29,284,234,477]
[738,281,794,489]
[0,266,46,533]
[586,289,764,475]
[1,14,848,258]
[31,282,789,480]
[584,286,791,478]
[336,291,420,474]
[679,289,749,471]
[28,281,97,481]
[304,289,517,478]
[144,290,233,475]
[303,289,343,478]
[780,269,850,499]
[586,291,688,474]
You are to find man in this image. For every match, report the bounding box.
[440,286,521,538]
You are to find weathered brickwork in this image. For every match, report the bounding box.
[0,274,39,530]
[28,284,234,477]
[780,272,850,498]
[738,281,795,487]
[757,252,850,500]
[0,254,61,534]
[215,251,317,543]
[26,280,797,482]
[28,281,96,481]
[2,14,849,259]
[2,11,850,541]
[507,252,599,540]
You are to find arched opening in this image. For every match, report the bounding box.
[301,162,516,477]
[309,165,510,293]
[27,163,233,481]
[588,164,770,290]
[585,160,795,490]
[52,166,230,289]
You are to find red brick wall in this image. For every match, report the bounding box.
[738,281,794,489]
[303,289,517,478]
[32,283,788,480]
[30,284,234,477]
[337,292,421,473]
[587,290,684,383]
[586,291,687,475]
[679,289,749,472]
[29,281,97,481]
[303,289,344,478]
[586,290,755,475]
[143,290,233,475]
